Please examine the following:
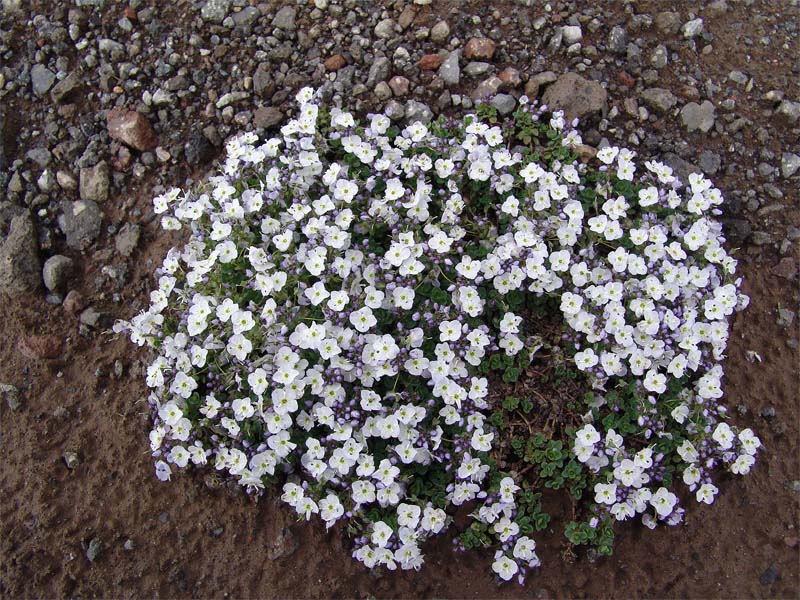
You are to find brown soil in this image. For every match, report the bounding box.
[1,1,799,599]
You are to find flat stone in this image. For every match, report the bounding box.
[115,222,140,257]
[79,161,110,203]
[42,255,74,292]
[272,6,296,30]
[464,37,496,60]
[60,200,102,250]
[541,73,607,121]
[253,106,282,129]
[107,109,157,151]
[50,70,83,103]
[681,101,716,132]
[31,64,56,97]
[0,211,41,295]
[641,88,677,113]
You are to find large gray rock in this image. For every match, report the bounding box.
[541,73,607,121]
[60,200,102,250]
[366,57,391,88]
[680,101,716,133]
[0,207,41,296]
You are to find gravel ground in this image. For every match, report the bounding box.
[0,0,798,597]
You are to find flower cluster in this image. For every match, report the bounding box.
[116,87,756,582]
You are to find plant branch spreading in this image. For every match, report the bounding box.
[116,87,760,583]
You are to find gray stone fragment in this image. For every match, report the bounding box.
[60,200,102,250]
[115,223,140,257]
[430,20,450,43]
[374,18,395,39]
[439,50,461,86]
[253,106,282,129]
[253,63,275,98]
[42,255,74,292]
[366,57,391,87]
[0,210,41,296]
[541,73,607,121]
[681,101,716,133]
[31,64,56,97]
[272,6,296,30]
[682,18,704,38]
[608,26,627,53]
[86,537,102,562]
[233,6,260,27]
[775,100,800,126]
[562,25,582,44]
[201,0,231,23]
[79,161,110,203]
[698,151,721,175]
[50,70,82,103]
[404,100,433,124]
[491,94,516,116]
[464,62,491,78]
[641,88,677,113]
[782,152,800,178]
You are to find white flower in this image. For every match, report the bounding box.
[492,555,519,581]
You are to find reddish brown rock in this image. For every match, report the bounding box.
[106,109,157,152]
[498,67,521,88]
[464,37,496,60]
[63,290,87,316]
[617,70,635,88]
[419,54,443,71]
[324,54,346,71]
[18,334,62,360]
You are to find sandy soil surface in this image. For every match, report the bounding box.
[0,0,798,598]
